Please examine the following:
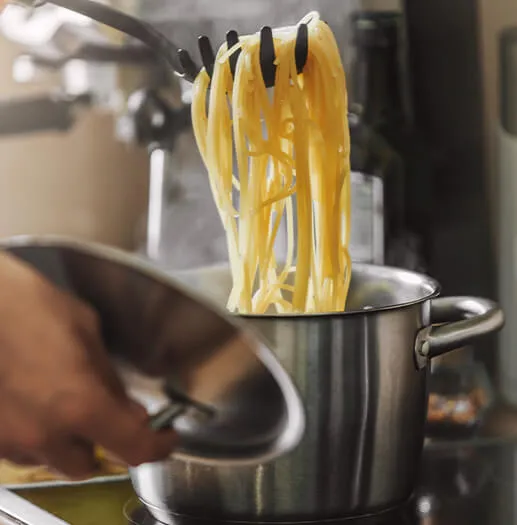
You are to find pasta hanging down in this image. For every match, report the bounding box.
[191,13,352,314]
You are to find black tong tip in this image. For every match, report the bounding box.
[295,23,309,75]
[260,23,309,88]
[178,22,309,87]
[226,29,241,78]
[260,26,276,88]
[177,48,200,83]
[198,35,215,78]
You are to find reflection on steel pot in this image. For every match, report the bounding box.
[130,264,503,524]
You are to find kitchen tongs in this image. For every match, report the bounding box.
[14,0,309,87]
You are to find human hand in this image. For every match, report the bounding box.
[0,253,176,479]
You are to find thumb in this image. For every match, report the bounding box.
[79,389,178,467]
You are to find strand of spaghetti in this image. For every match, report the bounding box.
[274,71,297,294]
[205,55,235,214]
[256,147,288,309]
[191,70,209,162]
[240,36,282,310]
[312,22,350,309]
[312,49,340,282]
[231,48,252,311]
[264,199,286,280]
[205,52,243,309]
[278,194,295,285]
[289,50,312,311]
[248,147,294,167]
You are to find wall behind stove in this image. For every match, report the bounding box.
[0,36,149,249]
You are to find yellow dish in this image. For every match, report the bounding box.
[0,451,132,525]
[14,480,135,525]
[0,448,127,487]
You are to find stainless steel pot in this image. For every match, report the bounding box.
[131,264,503,523]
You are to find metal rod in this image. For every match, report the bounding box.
[149,403,186,431]
[146,148,171,260]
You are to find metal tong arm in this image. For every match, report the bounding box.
[14,0,188,78]
[13,1,311,86]
[149,385,216,431]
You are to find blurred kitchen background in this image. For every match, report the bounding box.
[0,0,515,435]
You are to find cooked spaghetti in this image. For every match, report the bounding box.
[192,12,351,314]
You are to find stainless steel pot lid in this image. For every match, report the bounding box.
[0,236,305,466]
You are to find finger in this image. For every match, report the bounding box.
[73,306,129,402]
[2,450,40,467]
[94,400,152,467]
[76,390,178,467]
[41,438,98,481]
[84,339,129,402]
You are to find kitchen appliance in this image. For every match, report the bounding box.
[0,236,504,523]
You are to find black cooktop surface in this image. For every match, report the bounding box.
[127,439,517,524]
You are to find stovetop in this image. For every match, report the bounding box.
[126,506,418,525]
[126,439,517,525]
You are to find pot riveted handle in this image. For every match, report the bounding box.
[148,386,216,431]
[149,403,187,430]
[415,297,504,361]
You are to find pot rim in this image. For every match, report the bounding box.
[176,262,442,320]
[243,270,441,320]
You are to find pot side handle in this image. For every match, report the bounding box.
[415,297,504,361]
